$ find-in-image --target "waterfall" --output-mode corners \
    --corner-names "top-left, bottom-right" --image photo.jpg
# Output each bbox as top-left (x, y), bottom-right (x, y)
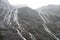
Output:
top-left (13, 8), bottom-right (26, 40)
top-left (29, 32), bottom-right (36, 40)
top-left (4, 8), bottom-right (26, 40)
top-left (16, 28), bottom-right (26, 40)
top-left (4, 9), bottom-right (12, 24)
top-left (40, 11), bottom-right (49, 23)
top-left (39, 11), bottom-right (60, 40)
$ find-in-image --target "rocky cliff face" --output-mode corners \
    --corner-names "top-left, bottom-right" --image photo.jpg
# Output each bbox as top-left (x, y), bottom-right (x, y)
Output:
top-left (0, 0), bottom-right (60, 40)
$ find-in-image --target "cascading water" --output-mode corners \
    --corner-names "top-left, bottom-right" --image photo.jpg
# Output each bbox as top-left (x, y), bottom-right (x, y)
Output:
top-left (13, 9), bottom-right (26, 40)
top-left (4, 8), bottom-right (26, 40)
top-left (39, 11), bottom-right (60, 40)
top-left (29, 32), bottom-right (36, 40)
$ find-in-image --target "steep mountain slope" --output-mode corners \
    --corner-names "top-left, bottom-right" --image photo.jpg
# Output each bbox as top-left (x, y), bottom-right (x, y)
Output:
top-left (37, 5), bottom-right (60, 23)
top-left (0, 0), bottom-right (59, 40)
top-left (37, 5), bottom-right (60, 40)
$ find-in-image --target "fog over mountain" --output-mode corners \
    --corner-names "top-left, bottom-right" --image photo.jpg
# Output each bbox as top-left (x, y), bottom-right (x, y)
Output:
top-left (0, 0), bottom-right (60, 40)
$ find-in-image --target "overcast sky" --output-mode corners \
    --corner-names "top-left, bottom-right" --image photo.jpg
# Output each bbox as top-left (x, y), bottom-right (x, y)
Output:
top-left (8, 0), bottom-right (60, 9)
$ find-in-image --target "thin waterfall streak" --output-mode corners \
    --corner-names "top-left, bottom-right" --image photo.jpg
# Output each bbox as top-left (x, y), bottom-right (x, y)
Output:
top-left (39, 11), bottom-right (60, 40)
top-left (3, 8), bottom-right (26, 40)
top-left (4, 9), bottom-right (10, 23)
top-left (8, 12), bottom-right (11, 23)
top-left (13, 9), bottom-right (26, 40)
top-left (29, 32), bottom-right (36, 40)
top-left (43, 24), bottom-right (59, 40)
top-left (4, 9), bottom-right (11, 23)
top-left (42, 14), bottom-right (49, 23)
top-left (7, 10), bottom-right (13, 24)
top-left (29, 32), bottom-right (33, 38)
top-left (39, 13), bottom-right (46, 23)
top-left (12, 26), bottom-right (26, 40)
top-left (16, 29), bottom-right (26, 40)
top-left (43, 24), bottom-right (51, 33)
top-left (13, 9), bottom-right (18, 21)
top-left (40, 11), bottom-right (49, 23)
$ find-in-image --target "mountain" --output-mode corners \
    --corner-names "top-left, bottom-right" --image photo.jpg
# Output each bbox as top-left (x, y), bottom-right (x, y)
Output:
top-left (0, 0), bottom-right (44, 40)
top-left (37, 5), bottom-right (60, 23)
top-left (0, 0), bottom-right (60, 40)
top-left (37, 4), bottom-right (60, 40)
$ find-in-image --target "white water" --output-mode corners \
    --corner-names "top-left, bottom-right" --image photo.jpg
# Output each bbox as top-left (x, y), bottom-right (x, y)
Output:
top-left (39, 11), bottom-right (60, 40)
top-left (16, 28), bottom-right (26, 40)
top-left (39, 12), bottom-right (46, 23)
top-left (40, 11), bottom-right (49, 23)
top-left (4, 8), bottom-right (26, 40)
top-left (43, 24), bottom-right (60, 40)
top-left (13, 9), bottom-right (26, 40)
top-left (4, 9), bottom-right (11, 24)
top-left (29, 32), bottom-right (36, 40)
top-left (13, 9), bottom-right (18, 21)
